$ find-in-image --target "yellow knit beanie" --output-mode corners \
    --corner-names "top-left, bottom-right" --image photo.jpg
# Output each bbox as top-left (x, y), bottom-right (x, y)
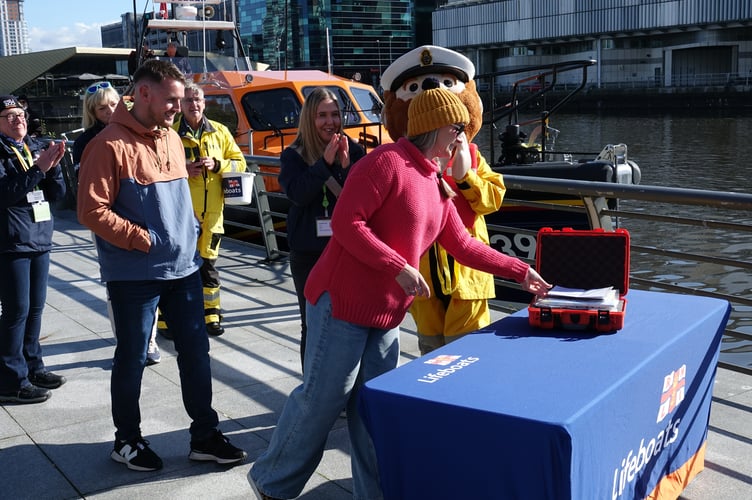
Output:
top-left (407, 79), bottom-right (470, 137)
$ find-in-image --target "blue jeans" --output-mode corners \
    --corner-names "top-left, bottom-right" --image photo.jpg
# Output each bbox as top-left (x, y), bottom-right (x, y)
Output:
top-left (250, 292), bottom-right (399, 500)
top-left (0, 252), bottom-right (49, 392)
top-left (107, 271), bottom-right (218, 442)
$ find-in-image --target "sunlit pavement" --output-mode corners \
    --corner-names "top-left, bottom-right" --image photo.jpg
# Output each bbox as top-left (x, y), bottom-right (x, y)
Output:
top-left (0, 208), bottom-right (749, 499)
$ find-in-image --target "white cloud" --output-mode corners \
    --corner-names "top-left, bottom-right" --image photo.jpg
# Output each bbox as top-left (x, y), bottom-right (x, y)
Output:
top-left (28, 22), bottom-right (104, 52)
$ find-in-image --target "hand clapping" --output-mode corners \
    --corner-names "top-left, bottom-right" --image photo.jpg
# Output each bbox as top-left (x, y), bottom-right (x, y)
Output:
top-left (37, 141), bottom-right (66, 173)
top-left (324, 133), bottom-right (351, 168)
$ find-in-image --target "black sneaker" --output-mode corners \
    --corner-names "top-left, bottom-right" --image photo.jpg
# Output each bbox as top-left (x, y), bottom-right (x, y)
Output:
top-left (111, 437), bottom-right (163, 471)
top-left (0, 385), bottom-right (51, 404)
top-left (189, 429), bottom-right (247, 464)
top-left (206, 322), bottom-right (225, 336)
top-left (29, 371), bottom-right (66, 389)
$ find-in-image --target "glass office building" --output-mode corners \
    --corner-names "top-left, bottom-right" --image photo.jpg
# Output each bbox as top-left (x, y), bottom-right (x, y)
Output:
top-left (237, 0), bottom-right (415, 87)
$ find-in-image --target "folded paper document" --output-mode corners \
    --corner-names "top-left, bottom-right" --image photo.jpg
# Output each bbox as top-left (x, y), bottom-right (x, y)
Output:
top-left (534, 286), bottom-right (621, 310)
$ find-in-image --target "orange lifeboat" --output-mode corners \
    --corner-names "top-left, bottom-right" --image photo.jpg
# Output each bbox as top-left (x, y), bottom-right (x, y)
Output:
top-left (196, 70), bottom-right (391, 192)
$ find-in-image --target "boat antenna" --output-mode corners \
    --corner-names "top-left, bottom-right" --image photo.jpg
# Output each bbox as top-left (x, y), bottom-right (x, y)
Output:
top-left (132, 1), bottom-right (138, 46)
top-left (201, 0), bottom-right (208, 74)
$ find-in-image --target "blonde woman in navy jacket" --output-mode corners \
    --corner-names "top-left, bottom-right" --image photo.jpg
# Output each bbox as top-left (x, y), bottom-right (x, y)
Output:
top-left (278, 87), bottom-right (365, 369)
top-left (0, 95), bottom-right (67, 404)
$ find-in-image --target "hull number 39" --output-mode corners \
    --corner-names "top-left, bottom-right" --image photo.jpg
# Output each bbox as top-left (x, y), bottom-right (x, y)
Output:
top-left (489, 232), bottom-right (537, 260)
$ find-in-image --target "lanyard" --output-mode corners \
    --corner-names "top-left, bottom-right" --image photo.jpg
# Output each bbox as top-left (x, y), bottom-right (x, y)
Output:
top-left (321, 185), bottom-right (330, 217)
top-left (11, 143), bottom-right (33, 172)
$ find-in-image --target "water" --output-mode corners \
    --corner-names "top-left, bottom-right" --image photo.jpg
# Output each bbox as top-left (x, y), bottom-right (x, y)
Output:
top-left (478, 113), bottom-right (750, 192)
top-left (478, 112), bottom-right (752, 371)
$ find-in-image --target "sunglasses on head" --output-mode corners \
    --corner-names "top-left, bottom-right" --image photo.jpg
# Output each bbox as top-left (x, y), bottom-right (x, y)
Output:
top-left (451, 123), bottom-right (466, 135)
top-left (86, 82), bottom-right (112, 94)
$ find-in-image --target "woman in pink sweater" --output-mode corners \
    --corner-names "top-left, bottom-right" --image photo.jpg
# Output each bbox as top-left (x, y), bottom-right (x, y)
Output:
top-left (249, 80), bottom-right (550, 500)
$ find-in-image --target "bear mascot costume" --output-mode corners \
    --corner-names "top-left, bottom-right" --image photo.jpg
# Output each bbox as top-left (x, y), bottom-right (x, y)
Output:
top-left (380, 45), bottom-right (507, 354)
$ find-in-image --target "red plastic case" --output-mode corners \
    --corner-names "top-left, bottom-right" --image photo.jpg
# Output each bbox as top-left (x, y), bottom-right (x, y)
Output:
top-left (528, 227), bottom-right (630, 332)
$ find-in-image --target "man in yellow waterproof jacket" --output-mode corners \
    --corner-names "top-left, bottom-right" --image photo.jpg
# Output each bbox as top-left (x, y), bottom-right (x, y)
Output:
top-left (160, 82), bottom-right (246, 337)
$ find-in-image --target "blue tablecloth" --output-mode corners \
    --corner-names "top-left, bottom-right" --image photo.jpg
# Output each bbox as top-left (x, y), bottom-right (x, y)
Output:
top-left (360, 290), bottom-right (731, 500)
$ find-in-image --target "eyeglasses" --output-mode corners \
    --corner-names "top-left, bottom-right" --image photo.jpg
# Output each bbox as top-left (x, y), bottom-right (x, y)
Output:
top-left (0, 112), bottom-right (26, 122)
top-left (451, 123), bottom-right (466, 135)
top-left (86, 82), bottom-right (112, 94)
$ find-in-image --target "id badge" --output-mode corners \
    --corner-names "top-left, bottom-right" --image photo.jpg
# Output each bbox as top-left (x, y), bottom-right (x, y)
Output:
top-left (32, 201), bottom-right (51, 222)
top-left (27, 190), bottom-right (45, 203)
top-left (316, 217), bottom-right (333, 237)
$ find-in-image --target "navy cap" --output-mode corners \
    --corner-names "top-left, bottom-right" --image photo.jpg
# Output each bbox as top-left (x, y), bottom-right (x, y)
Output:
top-left (0, 95), bottom-right (22, 113)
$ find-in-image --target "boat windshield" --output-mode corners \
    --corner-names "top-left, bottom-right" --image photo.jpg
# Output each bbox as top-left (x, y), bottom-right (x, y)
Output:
top-left (302, 85), bottom-right (382, 127)
top-left (300, 85), bottom-right (361, 126)
top-left (203, 93), bottom-right (239, 133)
top-left (349, 86), bottom-right (383, 124)
top-left (241, 87), bottom-right (301, 131)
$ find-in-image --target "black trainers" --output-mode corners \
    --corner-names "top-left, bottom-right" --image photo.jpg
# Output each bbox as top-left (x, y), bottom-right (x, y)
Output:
top-left (111, 437), bottom-right (163, 471)
top-left (206, 322), bottom-right (225, 336)
top-left (29, 371), bottom-right (66, 389)
top-left (189, 429), bottom-right (247, 465)
top-left (0, 385), bottom-right (51, 404)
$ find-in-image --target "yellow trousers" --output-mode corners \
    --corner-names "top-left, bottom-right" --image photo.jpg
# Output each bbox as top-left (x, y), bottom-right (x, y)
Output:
top-left (409, 296), bottom-right (491, 355)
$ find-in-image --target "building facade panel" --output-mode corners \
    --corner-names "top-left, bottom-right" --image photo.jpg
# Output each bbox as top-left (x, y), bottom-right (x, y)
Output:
top-left (436, 0), bottom-right (752, 46)
top-left (434, 0), bottom-right (752, 90)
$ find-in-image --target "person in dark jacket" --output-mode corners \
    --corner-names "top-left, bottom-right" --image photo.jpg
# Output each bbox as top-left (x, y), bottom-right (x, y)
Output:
top-left (72, 81), bottom-right (120, 165)
top-left (278, 87), bottom-right (365, 369)
top-left (0, 95), bottom-right (68, 404)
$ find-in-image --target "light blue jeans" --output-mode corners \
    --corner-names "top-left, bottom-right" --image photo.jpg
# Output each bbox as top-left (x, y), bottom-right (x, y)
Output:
top-left (250, 292), bottom-right (399, 500)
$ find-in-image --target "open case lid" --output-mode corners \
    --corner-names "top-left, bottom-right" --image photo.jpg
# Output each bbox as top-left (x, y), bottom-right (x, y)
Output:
top-left (535, 227), bottom-right (630, 295)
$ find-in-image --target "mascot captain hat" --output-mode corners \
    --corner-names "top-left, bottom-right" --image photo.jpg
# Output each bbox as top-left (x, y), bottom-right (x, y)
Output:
top-left (381, 45), bottom-right (475, 93)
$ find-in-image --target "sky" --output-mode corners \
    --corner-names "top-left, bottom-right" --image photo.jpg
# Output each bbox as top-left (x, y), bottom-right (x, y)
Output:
top-left (24, 1), bottom-right (136, 52)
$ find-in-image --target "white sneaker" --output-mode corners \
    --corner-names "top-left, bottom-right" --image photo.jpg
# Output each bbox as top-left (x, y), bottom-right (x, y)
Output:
top-left (146, 337), bottom-right (161, 365)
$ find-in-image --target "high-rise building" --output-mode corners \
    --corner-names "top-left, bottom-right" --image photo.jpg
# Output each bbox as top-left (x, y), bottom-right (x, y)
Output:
top-left (0, 0), bottom-right (30, 56)
top-left (237, 0), bottom-right (415, 87)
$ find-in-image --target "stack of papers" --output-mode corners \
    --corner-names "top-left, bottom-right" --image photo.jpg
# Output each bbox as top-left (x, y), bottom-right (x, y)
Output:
top-left (533, 286), bottom-right (621, 311)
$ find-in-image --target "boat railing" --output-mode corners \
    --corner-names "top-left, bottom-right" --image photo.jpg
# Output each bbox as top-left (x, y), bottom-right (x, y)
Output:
top-left (477, 59), bottom-right (596, 164)
top-left (234, 154), bottom-right (752, 375)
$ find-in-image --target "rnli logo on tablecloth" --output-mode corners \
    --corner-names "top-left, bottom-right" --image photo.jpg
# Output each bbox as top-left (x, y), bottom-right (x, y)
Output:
top-left (656, 364), bottom-right (686, 423)
top-left (424, 354), bottom-right (461, 366)
top-left (417, 355), bottom-right (480, 383)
